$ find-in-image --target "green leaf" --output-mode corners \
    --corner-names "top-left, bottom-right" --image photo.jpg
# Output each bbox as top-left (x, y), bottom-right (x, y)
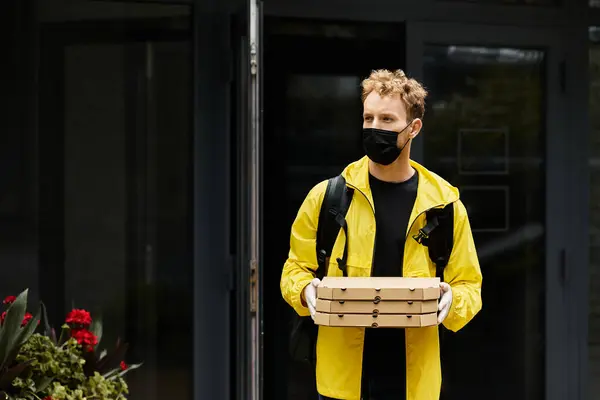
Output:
top-left (49, 327), bottom-right (57, 346)
top-left (0, 360), bottom-right (33, 389)
top-left (6, 305), bottom-right (41, 364)
top-left (96, 339), bottom-right (128, 375)
top-left (20, 306), bottom-right (40, 345)
top-left (105, 362), bottom-right (143, 380)
top-left (40, 302), bottom-right (56, 344)
top-left (101, 367), bottom-right (120, 380)
top-left (57, 324), bottom-right (70, 346)
top-left (89, 315), bottom-right (103, 346)
top-left (0, 289), bottom-right (28, 368)
top-left (117, 362), bottom-right (143, 378)
top-left (35, 376), bottom-right (53, 392)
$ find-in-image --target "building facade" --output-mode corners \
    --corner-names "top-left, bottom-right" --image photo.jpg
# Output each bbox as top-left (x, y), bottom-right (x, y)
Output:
top-left (1, 0), bottom-right (597, 399)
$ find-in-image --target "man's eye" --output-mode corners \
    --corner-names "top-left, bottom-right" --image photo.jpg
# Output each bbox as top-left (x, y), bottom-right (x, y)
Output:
top-left (383, 117), bottom-right (393, 122)
top-left (364, 116), bottom-right (373, 121)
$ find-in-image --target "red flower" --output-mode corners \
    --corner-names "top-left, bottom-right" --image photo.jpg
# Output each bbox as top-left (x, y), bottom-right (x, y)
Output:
top-left (71, 328), bottom-right (98, 351)
top-left (3, 296), bottom-right (16, 305)
top-left (43, 397), bottom-right (53, 400)
top-left (120, 361), bottom-right (128, 371)
top-left (0, 311), bottom-right (38, 327)
top-left (21, 312), bottom-right (33, 327)
top-left (65, 309), bottom-right (92, 327)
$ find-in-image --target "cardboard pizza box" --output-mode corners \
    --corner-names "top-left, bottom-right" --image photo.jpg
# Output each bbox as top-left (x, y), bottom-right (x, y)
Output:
top-left (317, 277), bottom-right (440, 301)
top-left (313, 311), bottom-right (438, 328)
top-left (315, 298), bottom-right (438, 315)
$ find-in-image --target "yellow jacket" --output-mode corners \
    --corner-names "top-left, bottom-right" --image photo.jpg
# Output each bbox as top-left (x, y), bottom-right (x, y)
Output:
top-left (280, 156), bottom-right (483, 400)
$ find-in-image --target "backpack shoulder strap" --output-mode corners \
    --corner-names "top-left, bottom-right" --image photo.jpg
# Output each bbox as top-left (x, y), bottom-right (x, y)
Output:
top-left (421, 203), bottom-right (455, 282)
top-left (316, 175), bottom-right (354, 278)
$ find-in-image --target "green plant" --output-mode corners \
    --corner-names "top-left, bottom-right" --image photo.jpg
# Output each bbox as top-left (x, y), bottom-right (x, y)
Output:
top-left (0, 290), bottom-right (41, 399)
top-left (12, 334), bottom-right (85, 397)
top-left (47, 372), bottom-right (128, 400)
top-left (12, 333), bottom-right (130, 400)
top-left (0, 290), bottom-right (141, 400)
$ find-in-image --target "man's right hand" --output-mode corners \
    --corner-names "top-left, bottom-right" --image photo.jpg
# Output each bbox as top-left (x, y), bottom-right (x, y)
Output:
top-left (303, 278), bottom-right (321, 319)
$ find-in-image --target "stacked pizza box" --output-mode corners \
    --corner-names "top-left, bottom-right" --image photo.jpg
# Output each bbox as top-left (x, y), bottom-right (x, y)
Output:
top-left (314, 276), bottom-right (440, 328)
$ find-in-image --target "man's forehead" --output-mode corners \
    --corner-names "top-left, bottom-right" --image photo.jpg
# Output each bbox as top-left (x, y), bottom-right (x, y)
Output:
top-left (363, 92), bottom-right (406, 115)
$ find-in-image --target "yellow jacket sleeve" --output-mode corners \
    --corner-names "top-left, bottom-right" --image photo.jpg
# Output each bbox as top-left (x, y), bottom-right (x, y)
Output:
top-left (442, 199), bottom-right (483, 332)
top-left (280, 181), bottom-right (328, 317)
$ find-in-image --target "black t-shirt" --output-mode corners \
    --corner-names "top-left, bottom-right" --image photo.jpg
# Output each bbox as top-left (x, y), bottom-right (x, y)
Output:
top-left (362, 170), bottom-right (418, 400)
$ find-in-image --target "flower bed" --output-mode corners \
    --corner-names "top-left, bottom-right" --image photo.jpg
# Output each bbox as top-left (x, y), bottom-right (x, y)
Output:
top-left (0, 290), bottom-right (141, 400)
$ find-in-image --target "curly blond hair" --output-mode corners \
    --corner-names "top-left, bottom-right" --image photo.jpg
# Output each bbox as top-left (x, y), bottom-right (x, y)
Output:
top-left (361, 69), bottom-right (428, 120)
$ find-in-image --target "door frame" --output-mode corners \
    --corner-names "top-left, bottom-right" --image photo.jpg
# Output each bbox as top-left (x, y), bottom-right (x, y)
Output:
top-left (248, 1), bottom-right (264, 400)
top-left (406, 21), bottom-right (572, 400)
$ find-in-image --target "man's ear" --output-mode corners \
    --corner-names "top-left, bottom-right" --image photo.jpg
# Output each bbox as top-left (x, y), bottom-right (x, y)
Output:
top-left (409, 118), bottom-right (423, 138)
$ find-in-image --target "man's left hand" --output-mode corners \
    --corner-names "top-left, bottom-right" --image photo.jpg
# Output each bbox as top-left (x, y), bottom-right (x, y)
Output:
top-left (437, 282), bottom-right (453, 324)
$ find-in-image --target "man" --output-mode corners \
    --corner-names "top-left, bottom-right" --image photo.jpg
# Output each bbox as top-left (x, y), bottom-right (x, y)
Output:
top-left (280, 69), bottom-right (482, 400)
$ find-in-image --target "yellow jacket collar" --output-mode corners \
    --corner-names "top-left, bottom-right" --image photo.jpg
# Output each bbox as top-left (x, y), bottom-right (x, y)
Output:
top-left (341, 156), bottom-right (459, 213)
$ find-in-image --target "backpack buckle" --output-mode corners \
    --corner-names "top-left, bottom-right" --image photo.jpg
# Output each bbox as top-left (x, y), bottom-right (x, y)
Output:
top-left (413, 229), bottom-right (429, 245)
top-left (317, 249), bottom-right (327, 265)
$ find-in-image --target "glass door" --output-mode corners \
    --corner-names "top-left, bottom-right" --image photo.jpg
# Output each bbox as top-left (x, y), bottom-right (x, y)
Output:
top-left (406, 22), bottom-right (568, 400)
top-left (37, 14), bottom-right (193, 400)
top-left (262, 17), bottom-right (406, 400)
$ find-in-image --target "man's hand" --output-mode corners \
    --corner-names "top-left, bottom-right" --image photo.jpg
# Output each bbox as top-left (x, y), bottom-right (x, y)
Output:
top-left (303, 278), bottom-right (321, 319)
top-left (437, 282), bottom-right (453, 324)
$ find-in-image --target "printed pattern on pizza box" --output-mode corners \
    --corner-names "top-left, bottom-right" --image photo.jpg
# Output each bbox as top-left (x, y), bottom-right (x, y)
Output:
top-left (313, 312), bottom-right (438, 328)
top-left (315, 298), bottom-right (438, 315)
top-left (317, 277), bottom-right (440, 301)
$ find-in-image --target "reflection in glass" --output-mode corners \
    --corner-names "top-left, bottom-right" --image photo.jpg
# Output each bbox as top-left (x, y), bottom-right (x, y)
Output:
top-left (285, 75), bottom-right (362, 174)
top-left (0, 0), bottom-right (40, 307)
top-left (1, 1), bottom-right (193, 400)
top-left (589, 26), bottom-right (600, 400)
top-left (423, 45), bottom-right (545, 400)
top-left (441, 0), bottom-right (559, 5)
top-left (278, 73), bottom-right (364, 399)
top-left (59, 40), bottom-right (193, 400)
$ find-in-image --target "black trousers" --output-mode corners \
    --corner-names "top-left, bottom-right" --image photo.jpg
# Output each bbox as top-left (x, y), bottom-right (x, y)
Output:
top-left (318, 378), bottom-right (405, 400)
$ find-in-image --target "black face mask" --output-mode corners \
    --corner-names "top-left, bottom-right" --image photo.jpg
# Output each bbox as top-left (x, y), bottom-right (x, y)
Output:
top-left (362, 121), bottom-right (413, 165)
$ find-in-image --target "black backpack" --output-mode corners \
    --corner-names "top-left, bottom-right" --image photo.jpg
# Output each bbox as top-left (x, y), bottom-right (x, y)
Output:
top-left (288, 174), bottom-right (454, 366)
